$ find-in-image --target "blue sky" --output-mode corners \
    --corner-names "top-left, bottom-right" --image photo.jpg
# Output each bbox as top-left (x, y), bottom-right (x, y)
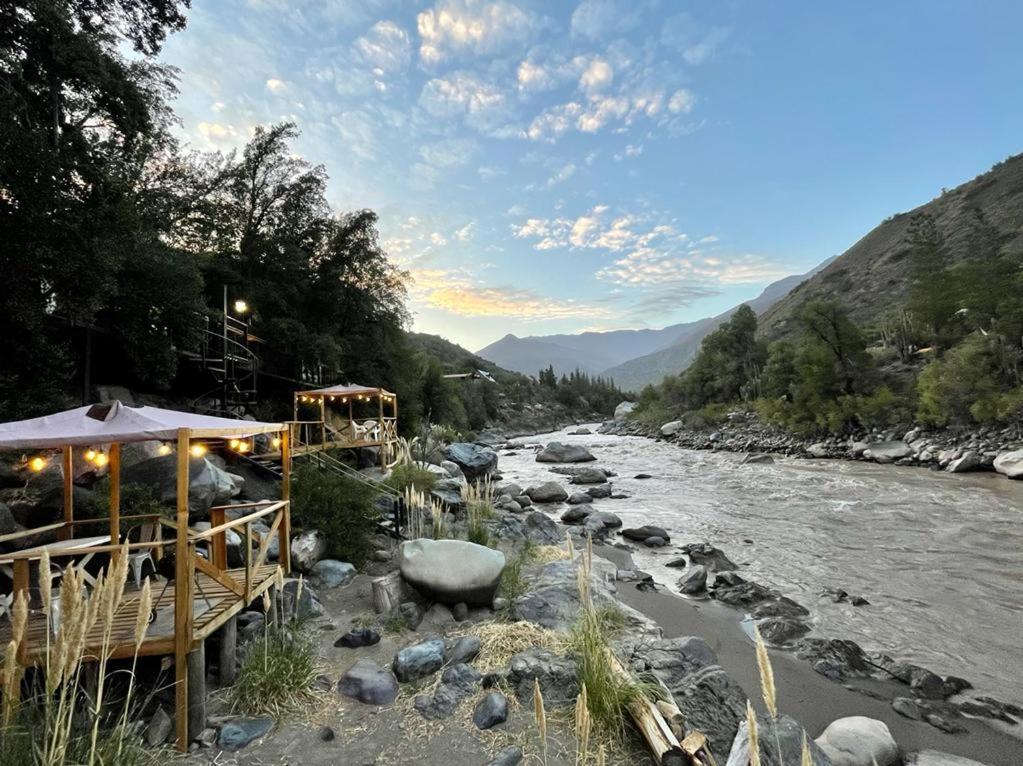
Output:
top-left (160, 1), bottom-right (1023, 351)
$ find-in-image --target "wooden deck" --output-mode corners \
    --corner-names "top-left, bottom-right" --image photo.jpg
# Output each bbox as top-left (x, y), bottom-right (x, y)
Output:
top-left (0, 564), bottom-right (279, 663)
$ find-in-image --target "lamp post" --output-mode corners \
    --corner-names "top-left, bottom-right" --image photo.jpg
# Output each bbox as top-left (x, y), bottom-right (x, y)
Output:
top-left (221, 286), bottom-right (249, 413)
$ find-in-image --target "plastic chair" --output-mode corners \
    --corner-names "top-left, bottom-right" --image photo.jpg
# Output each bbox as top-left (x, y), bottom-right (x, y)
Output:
top-left (125, 522), bottom-right (158, 588)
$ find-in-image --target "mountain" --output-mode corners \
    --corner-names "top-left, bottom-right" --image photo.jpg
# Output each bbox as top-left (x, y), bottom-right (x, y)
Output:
top-left (758, 153), bottom-right (1023, 340)
top-left (407, 332), bottom-right (516, 379)
top-left (600, 264), bottom-right (832, 391)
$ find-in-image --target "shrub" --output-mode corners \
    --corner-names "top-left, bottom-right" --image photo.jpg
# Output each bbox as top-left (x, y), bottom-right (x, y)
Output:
top-left (384, 463), bottom-right (437, 495)
top-left (291, 464), bottom-right (380, 567)
top-left (230, 628), bottom-right (317, 717)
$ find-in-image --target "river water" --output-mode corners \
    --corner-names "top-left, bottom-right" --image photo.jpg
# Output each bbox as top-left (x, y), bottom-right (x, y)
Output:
top-left (496, 425), bottom-right (1023, 709)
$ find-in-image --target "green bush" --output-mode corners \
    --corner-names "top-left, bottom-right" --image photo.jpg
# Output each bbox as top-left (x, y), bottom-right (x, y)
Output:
top-left (230, 627), bottom-right (317, 717)
top-left (291, 464), bottom-right (380, 567)
top-left (917, 333), bottom-right (1019, 426)
top-left (384, 463), bottom-right (437, 495)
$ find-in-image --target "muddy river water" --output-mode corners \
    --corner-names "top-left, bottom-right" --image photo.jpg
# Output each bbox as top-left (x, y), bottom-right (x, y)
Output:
top-left (495, 425), bottom-right (1023, 709)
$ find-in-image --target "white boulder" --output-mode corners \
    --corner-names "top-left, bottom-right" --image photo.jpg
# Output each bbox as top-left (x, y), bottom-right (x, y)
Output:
top-left (905, 752), bottom-right (992, 766)
top-left (993, 449), bottom-right (1023, 479)
top-left (815, 716), bottom-right (897, 766)
top-left (614, 401), bottom-right (636, 421)
top-left (399, 539), bottom-right (506, 607)
top-left (660, 421), bottom-right (683, 436)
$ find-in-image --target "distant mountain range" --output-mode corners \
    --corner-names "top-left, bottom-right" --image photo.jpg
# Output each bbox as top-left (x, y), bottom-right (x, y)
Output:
top-left (474, 152), bottom-right (1023, 393)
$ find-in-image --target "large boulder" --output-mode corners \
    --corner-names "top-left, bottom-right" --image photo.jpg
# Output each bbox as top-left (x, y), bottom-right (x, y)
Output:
top-left (815, 716), bottom-right (897, 766)
top-left (660, 420), bottom-right (683, 436)
top-left (674, 665), bottom-right (751, 764)
top-left (338, 659), bottom-right (399, 705)
top-left (535, 442), bottom-right (596, 463)
top-left (726, 714), bottom-right (832, 766)
top-left (290, 530), bottom-right (327, 573)
top-left (946, 451), bottom-right (982, 473)
top-left (614, 401), bottom-right (636, 420)
top-left (399, 539), bottom-right (505, 606)
top-left (622, 525), bottom-right (669, 542)
top-left (122, 455), bottom-right (241, 516)
top-left (679, 543), bottom-right (737, 571)
top-left (904, 752), bottom-right (993, 766)
top-left (863, 441), bottom-right (913, 464)
top-left (444, 443), bottom-right (498, 481)
top-left (524, 481), bottom-right (569, 503)
top-left (218, 717), bottom-right (274, 752)
top-left (493, 512), bottom-right (563, 544)
top-left (992, 449), bottom-right (1023, 479)
top-left (568, 467), bottom-right (609, 484)
top-left (309, 559), bottom-right (356, 589)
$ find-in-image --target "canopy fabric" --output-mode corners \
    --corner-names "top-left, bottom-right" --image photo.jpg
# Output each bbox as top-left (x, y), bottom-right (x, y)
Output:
top-left (0, 401), bottom-right (285, 449)
top-left (295, 383), bottom-right (394, 398)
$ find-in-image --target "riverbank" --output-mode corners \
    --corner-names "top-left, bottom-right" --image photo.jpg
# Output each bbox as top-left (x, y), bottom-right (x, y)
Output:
top-left (595, 409), bottom-right (1023, 478)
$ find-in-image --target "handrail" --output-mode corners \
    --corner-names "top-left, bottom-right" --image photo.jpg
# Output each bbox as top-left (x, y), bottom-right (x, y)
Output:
top-left (191, 501), bottom-right (286, 541)
top-left (0, 522), bottom-right (65, 545)
top-left (0, 539), bottom-right (166, 564)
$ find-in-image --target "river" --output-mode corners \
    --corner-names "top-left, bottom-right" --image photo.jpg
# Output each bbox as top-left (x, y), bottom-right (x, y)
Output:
top-left (495, 425), bottom-right (1023, 710)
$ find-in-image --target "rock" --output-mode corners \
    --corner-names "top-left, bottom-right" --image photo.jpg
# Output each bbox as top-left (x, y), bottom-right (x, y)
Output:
top-left (430, 478), bottom-right (465, 509)
top-left (439, 459), bottom-right (464, 479)
top-left (566, 491), bottom-right (593, 506)
top-left (892, 697), bottom-right (923, 720)
top-left (795, 638), bottom-right (879, 680)
top-left (946, 451), bottom-right (982, 473)
top-left (992, 449), bottom-right (1023, 479)
top-left (561, 506), bottom-right (593, 523)
top-left (0, 502), bottom-right (20, 536)
top-left (414, 664), bottom-right (482, 719)
top-left (487, 746), bottom-right (524, 766)
top-left (864, 441), bottom-right (913, 463)
top-left (446, 635), bottom-right (482, 665)
top-left (756, 616), bottom-right (811, 645)
top-left (925, 714), bottom-right (966, 734)
top-left (473, 691), bottom-right (508, 729)
top-left (393, 639), bottom-right (446, 682)
top-left (726, 714), bottom-right (832, 766)
top-left (807, 442), bottom-right (830, 458)
top-left (290, 530), bottom-right (327, 573)
top-left (444, 443), bottom-right (499, 481)
top-left (678, 564), bottom-right (708, 594)
top-left (741, 453), bottom-right (775, 464)
top-left (643, 536), bottom-right (667, 547)
top-left (397, 601), bottom-right (423, 630)
top-left (145, 707), bottom-right (173, 746)
top-left (660, 420), bottom-right (683, 436)
top-left (634, 473), bottom-right (653, 479)
top-left (452, 602), bottom-right (469, 622)
top-left (679, 543), bottom-right (738, 571)
top-left (815, 716), bottom-right (897, 766)
top-left (282, 579), bottom-right (323, 620)
top-left (569, 467), bottom-right (610, 484)
top-left (504, 648), bottom-right (579, 706)
top-left (673, 665), bottom-right (750, 763)
top-left (904, 751), bottom-right (993, 766)
top-left (493, 512), bottom-right (563, 545)
top-left (122, 455), bottom-right (239, 516)
top-left (622, 525), bottom-right (670, 542)
top-left (515, 493), bottom-right (533, 508)
top-left (218, 717), bottom-right (274, 752)
top-left (585, 482), bottom-right (613, 499)
top-left (666, 557), bottom-right (688, 568)
top-left (399, 539), bottom-right (506, 607)
top-left (590, 511), bottom-right (622, 528)
top-left (338, 659), bottom-right (399, 704)
top-left (318, 725), bottom-right (335, 742)
top-left (524, 481), bottom-right (569, 503)
top-left (570, 427), bottom-right (592, 435)
top-left (309, 559), bottom-right (356, 589)
top-left (335, 628), bottom-right (380, 648)
top-left (614, 401), bottom-right (636, 420)
top-left (751, 598), bottom-right (810, 620)
top-left (422, 602), bottom-right (454, 624)
top-left (535, 442), bottom-right (596, 463)
top-left (629, 636), bottom-right (718, 688)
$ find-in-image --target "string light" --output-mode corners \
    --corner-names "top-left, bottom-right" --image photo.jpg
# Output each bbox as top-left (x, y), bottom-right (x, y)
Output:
top-left (237, 441), bottom-right (250, 453)
top-left (93, 452), bottom-right (109, 468)
top-left (29, 456), bottom-right (47, 472)
top-left (229, 438), bottom-right (240, 449)
top-left (190, 443), bottom-right (207, 458)
top-left (271, 437), bottom-right (281, 449)
top-left (157, 443), bottom-right (172, 456)
top-left (85, 449), bottom-right (97, 461)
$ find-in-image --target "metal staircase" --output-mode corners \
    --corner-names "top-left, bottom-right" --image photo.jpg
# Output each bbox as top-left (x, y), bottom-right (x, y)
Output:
top-left (184, 314), bottom-right (260, 417)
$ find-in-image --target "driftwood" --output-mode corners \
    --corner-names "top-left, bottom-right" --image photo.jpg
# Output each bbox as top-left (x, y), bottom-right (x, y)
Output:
top-left (371, 571), bottom-right (404, 614)
top-left (607, 651), bottom-right (717, 766)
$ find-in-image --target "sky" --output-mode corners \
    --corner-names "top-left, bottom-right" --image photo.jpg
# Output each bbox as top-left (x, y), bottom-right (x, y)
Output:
top-left (160, 0), bottom-right (1023, 352)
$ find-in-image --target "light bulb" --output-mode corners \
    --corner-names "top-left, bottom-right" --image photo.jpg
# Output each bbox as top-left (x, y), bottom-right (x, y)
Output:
top-left (29, 456), bottom-right (47, 472)
top-left (190, 444), bottom-right (207, 458)
top-left (93, 453), bottom-right (109, 468)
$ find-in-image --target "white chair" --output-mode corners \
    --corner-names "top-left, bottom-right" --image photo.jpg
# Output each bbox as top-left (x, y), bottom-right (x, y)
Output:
top-left (126, 523), bottom-right (158, 588)
top-left (0, 591), bottom-right (12, 622)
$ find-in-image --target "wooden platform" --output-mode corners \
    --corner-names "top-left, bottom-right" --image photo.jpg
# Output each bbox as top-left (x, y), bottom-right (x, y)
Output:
top-left (0, 564), bottom-right (278, 663)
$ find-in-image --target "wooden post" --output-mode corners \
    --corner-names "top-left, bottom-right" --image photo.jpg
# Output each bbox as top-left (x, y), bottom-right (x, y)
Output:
top-left (371, 572), bottom-right (403, 614)
top-left (377, 392), bottom-right (385, 467)
top-left (13, 559), bottom-right (29, 663)
top-left (174, 429), bottom-right (193, 752)
top-left (218, 616), bottom-right (238, 686)
top-left (60, 445), bottom-right (73, 541)
top-left (186, 641), bottom-right (206, 742)
top-left (109, 443), bottom-right (121, 563)
top-left (319, 395), bottom-right (326, 447)
top-left (347, 399), bottom-right (353, 441)
top-left (210, 507), bottom-right (227, 571)
top-left (279, 429), bottom-right (292, 574)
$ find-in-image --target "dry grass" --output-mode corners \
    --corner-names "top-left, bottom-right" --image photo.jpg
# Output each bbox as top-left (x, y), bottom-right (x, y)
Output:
top-left (532, 543), bottom-right (572, 564)
top-left (457, 621), bottom-right (567, 673)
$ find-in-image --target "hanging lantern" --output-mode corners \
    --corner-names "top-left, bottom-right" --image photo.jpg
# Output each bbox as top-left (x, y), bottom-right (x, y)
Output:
top-left (237, 441), bottom-right (250, 454)
top-left (271, 436), bottom-right (281, 449)
top-left (85, 449), bottom-right (97, 461)
top-left (157, 443), bottom-right (172, 456)
top-left (229, 438), bottom-right (240, 449)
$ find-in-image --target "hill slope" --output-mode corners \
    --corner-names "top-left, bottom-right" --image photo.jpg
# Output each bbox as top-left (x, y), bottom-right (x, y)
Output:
top-left (601, 265), bottom-right (830, 390)
top-left (759, 153), bottom-right (1023, 339)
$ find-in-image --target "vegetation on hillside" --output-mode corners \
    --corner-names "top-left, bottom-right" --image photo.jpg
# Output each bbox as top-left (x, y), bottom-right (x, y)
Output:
top-left (636, 212), bottom-right (1023, 434)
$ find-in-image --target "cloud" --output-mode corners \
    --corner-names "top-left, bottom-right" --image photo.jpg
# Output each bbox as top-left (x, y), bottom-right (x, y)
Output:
top-left (613, 143), bottom-right (643, 161)
top-left (477, 164), bottom-right (505, 180)
top-left (419, 137), bottom-right (478, 168)
top-left (419, 71), bottom-right (513, 133)
top-left (597, 250), bottom-right (788, 286)
top-left (626, 286), bottom-right (723, 315)
top-left (355, 20), bottom-right (412, 74)
top-left (668, 88), bottom-right (695, 114)
top-left (453, 222), bottom-right (476, 240)
top-left (543, 162), bottom-right (577, 188)
top-left (570, 0), bottom-right (645, 40)
top-left (661, 12), bottom-right (731, 65)
top-left (410, 268), bottom-right (609, 320)
top-left (197, 120), bottom-right (252, 149)
top-left (579, 57), bottom-right (613, 93)
top-left (417, 0), bottom-right (538, 66)
top-left (265, 78), bottom-right (288, 94)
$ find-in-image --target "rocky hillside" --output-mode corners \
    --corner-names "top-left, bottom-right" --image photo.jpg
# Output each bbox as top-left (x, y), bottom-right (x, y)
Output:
top-left (759, 153), bottom-right (1023, 339)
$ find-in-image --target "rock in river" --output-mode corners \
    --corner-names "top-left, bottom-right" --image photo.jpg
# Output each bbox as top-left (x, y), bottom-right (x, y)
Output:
top-left (400, 539), bottom-right (506, 607)
top-left (569, 466), bottom-right (609, 484)
top-left (535, 442), bottom-right (596, 463)
top-left (678, 564), bottom-right (708, 594)
top-left (444, 443), bottom-right (498, 481)
top-left (863, 440), bottom-right (913, 463)
top-left (679, 542), bottom-right (737, 571)
top-left (525, 481), bottom-right (569, 503)
top-left (338, 659), bottom-right (399, 705)
top-left (815, 716), bottom-right (898, 766)
top-left (622, 525), bottom-right (670, 542)
top-left (566, 491), bottom-right (593, 506)
top-left (993, 449), bottom-right (1023, 479)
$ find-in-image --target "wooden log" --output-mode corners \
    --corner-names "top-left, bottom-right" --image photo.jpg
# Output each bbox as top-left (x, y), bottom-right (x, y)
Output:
top-left (607, 650), bottom-right (690, 766)
top-left (371, 572), bottom-right (403, 615)
top-left (218, 617), bottom-right (237, 686)
top-left (187, 641), bottom-right (206, 742)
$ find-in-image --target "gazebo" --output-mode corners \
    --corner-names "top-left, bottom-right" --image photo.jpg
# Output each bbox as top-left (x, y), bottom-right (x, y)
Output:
top-left (0, 401), bottom-right (292, 750)
top-left (290, 383), bottom-right (399, 466)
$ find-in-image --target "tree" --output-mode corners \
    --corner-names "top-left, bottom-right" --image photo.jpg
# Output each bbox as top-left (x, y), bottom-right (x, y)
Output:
top-left (906, 214), bottom-right (959, 348)
top-left (679, 305), bottom-right (765, 408)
